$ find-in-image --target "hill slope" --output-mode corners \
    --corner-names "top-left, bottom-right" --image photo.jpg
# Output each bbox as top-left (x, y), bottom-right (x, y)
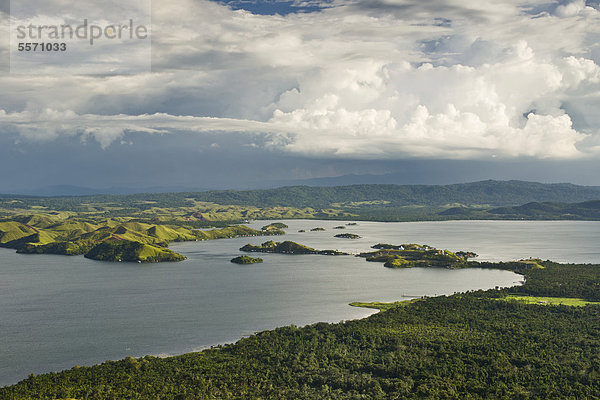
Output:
top-left (2, 180), bottom-right (600, 211)
top-left (439, 200), bottom-right (600, 220)
top-left (187, 180), bottom-right (600, 208)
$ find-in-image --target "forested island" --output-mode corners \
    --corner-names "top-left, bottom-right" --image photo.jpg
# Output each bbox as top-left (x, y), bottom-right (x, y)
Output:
top-left (230, 255), bottom-right (263, 264)
top-left (355, 243), bottom-right (546, 271)
top-left (84, 240), bottom-right (186, 263)
top-left (359, 243), bottom-right (474, 268)
top-left (334, 233), bottom-right (360, 239)
top-left (3, 258), bottom-right (600, 398)
top-left (240, 240), bottom-right (348, 256)
top-left (260, 222), bottom-right (287, 234)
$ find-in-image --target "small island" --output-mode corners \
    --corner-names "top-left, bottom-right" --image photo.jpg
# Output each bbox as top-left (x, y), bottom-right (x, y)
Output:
top-left (456, 251), bottom-right (478, 259)
top-left (240, 240), bottom-right (348, 255)
top-left (334, 233), bottom-right (361, 239)
top-left (261, 223), bottom-right (287, 235)
top-left (84, 240), bottom-right (186, 263)
top-left (230, 255), bottom-right (263, 264)
top-left (333, 226), bottom-right (346, 229)
top-left (359, 243), bottom-right (473, 268)
top-left (263, 222), bottom-right (288, 229)
top-left (310, 227), bottom-right (326, 231)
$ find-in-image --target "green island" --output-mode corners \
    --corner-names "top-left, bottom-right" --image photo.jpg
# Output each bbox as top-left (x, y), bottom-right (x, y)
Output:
top-left (230, 255), bottom-right (264, 264)
top-left (4, 259), bottom-right (600, 398)
top-left (359, 243), bottom-right (486, 269)
top-left (84, 240), bottom-right (186, 263)
top-left (260, 222), bottom-right (287, 235)
top-left (262, 222), bottom-right (288, 229)
top-left (240, 240), bottom-right (348, 256)
top-left (333, 225), bottom-right (346, 229)
top-left (0, 215), bottom-right (283, 263)
top-left (334, 233), bottom-right (361, 239)
top-left (310, 227), bottom-right (326, 231)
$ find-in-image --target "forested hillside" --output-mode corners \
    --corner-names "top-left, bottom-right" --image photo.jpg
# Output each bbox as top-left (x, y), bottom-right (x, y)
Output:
top-left (2, 181), bottom-right (600, 225)
top-left (2, 180), bottom-right (600, 211)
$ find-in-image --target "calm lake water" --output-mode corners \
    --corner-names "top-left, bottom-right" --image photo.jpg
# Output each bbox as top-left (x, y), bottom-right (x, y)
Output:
top-left (1, 220), bottom-right (599, 386)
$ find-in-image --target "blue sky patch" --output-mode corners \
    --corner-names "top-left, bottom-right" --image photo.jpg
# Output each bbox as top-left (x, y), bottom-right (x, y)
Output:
top-left (214, 0), bottom-right (330, 15)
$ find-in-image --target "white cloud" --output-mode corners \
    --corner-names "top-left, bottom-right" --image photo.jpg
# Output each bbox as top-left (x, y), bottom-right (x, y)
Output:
top-left (1, 0), bottom-right (600, 160)
top-left (267, 41), bottom-right (597, 159)
top-left (555, 0), bottom-right (587, 17)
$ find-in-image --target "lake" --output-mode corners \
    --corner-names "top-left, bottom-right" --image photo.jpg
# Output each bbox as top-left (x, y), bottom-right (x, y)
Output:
top-left (1, 220), bottom-right (599, 386)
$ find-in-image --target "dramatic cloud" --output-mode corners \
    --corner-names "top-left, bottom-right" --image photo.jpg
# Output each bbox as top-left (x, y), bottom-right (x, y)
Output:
top-left (2, 0), bottom-right (600, 162)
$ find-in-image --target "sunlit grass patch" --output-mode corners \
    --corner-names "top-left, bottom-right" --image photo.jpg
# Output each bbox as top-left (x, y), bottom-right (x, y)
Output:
top-left (502, 295), bottom-right (599, 307)
top-left (349, 300), bottom-right (415, 311)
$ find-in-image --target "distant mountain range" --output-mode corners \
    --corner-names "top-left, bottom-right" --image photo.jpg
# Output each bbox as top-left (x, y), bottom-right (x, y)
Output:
top-left (7, 173), bottom-right (600, 199)
top-left (186, 180), bottom-right (600, 208)
top-left (7, 185), bottom-right (210, 197)
top-left (1, 173), bottom-right (411, 196)
top-left (2, 180), bottom-right (600, 222)
top-left (271, 173), bottom-right (421, 187)
top-left (3, 180), bottom-right (600, 210)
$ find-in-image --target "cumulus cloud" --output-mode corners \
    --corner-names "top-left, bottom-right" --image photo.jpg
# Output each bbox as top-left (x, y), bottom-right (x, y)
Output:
top-left (555, 0), bottom-right (587, 17)
top-left (2, 0), bottom-right (600, 160)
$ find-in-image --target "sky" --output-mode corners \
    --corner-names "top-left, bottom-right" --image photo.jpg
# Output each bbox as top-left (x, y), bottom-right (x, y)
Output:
top-left (1, 0), bottom-right (600, 193)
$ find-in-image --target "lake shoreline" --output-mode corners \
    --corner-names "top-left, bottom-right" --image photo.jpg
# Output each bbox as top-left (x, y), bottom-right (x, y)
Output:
top-left (6, 258), bottom-right (597, 398)
top-left (2, 219), bottom-right (598, 387)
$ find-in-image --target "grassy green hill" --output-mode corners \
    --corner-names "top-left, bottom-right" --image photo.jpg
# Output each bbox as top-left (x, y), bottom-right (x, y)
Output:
top-left (84, 240), bottom-right (186, 263)
top-left (489, 199), bottom-right (600, 219)
top-left (0, 215), bottom-right (283, 262)
top-left (440, 199), bottom-right (600, 220)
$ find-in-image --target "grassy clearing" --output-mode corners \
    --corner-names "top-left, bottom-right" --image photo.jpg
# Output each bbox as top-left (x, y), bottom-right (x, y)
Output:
top-left (349, 300), bottom-right (415, 311)
top-left (501, 295), bottom-right (599, 307)
top-left (351, 294), bottom-right (600, 311)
